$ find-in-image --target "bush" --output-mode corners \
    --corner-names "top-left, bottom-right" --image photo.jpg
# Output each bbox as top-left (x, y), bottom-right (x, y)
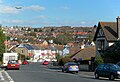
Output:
top-left (26, 56), bottom-right (31, 60)
top-left (18, 54), bottom-right (25, 60)
top-left (56, 54), bottom-right (62, 63)
top-left (95, 55), bottom-right (104, 65)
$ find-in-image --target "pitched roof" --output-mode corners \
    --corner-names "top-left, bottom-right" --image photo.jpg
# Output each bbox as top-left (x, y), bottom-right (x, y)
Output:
top-left (71, 46), bottom-right (96, 60)
top-left (32, 45), bottom-right (40, 50)
top-left (94, 22), bottom-right (118, 41)
top-left (18, 44), bottom-right (34, 50)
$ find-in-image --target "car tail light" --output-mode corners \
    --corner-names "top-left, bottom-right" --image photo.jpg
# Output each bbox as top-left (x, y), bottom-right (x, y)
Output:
top-left (8, 64), bottom-right (10, 66)
top-left (78, 66), bottom-right (80, 68)
top-left (68, 66), bottom-right (70, 68)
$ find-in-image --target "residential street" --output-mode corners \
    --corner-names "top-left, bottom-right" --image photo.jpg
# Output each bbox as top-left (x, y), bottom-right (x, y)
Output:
top-left (0, 62), bottom-right (119, 82)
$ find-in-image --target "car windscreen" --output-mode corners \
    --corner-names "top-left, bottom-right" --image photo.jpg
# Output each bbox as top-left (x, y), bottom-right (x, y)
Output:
top-left (111, 65), bottom-right (120, 70)
top-left (8, 60), bottom-right (18, 64)
top-left (68, 63), bottom-right (77, 66)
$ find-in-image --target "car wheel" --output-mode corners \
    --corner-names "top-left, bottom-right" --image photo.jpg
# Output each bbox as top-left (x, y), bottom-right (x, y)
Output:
top-left (95, 73), bottom-right (99, 79)
top-left (76, 71), bottom-right (79, 73)
top-left (109, 74), bottom-right (115, 80)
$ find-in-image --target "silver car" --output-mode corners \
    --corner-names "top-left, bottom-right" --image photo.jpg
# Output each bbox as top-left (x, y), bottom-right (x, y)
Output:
top-left (62, 62), bottom-right (79, 73)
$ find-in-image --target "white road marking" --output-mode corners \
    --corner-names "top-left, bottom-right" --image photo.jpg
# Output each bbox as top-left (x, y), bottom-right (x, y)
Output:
top-left (0, 72), bottom-right (4, 80)
top-left (4, 70), bottom-right (14, 82)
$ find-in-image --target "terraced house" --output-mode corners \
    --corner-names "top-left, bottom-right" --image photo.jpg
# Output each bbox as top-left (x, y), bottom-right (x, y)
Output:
top-left (93, 16), bottom-right (120, 55)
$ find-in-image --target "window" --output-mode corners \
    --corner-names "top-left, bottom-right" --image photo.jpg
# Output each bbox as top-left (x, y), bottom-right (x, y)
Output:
top-left (110, 65), bottom-right (120, 70)
top-left (103, 65), bottom-right (110, 70)
top-left (97, 64), bottom-right (104, 69)
top-left (97, 40), bottom-right (105, 50)
top-left (21, 50), bottom-right (24, 53)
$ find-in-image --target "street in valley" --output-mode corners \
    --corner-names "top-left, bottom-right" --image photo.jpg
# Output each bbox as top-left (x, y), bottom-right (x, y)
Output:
top-left (0, 62), bottom-right (119, 82)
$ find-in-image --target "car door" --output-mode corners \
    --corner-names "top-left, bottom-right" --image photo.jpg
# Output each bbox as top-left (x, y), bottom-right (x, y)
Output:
top-left (97, 64), bottom-right (104, 76)
top-left (102, 64), bottom-right (110, 77)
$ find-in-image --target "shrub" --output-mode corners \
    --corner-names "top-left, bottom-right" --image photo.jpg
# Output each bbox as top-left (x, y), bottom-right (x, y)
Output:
top-left (26, 56), bottom-right (31, 60)
top-left (95, 55), bottom-right (104, 65)
top-left (56, 54), bottom-right (62, 63)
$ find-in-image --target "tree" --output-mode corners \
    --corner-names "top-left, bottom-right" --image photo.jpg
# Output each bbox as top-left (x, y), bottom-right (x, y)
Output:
top-left (0, 28), bottom-right (6, 62)
top-left (39, 29), bottom-right (43, 32)
top-left (34, 28), bottom-right (38, 32)
top-left (95, 55), bottom-right (104, 65)
top-left (51, 28), bottom-right (54, 32)
top-left (27, 28), bottom-right (31, 31)
top-left (28, 32), bottom-right (36, 37)
top-left (102, 41), bottom-right (120, 63)
top-left (53, 33), bottom-right (73, 45)
top-left (87, 33), bottom-right (94, 42)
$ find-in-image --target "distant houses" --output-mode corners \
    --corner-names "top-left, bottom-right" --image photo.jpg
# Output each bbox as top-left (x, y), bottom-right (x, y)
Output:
top-left (2, 25), bottom-right (96, 62)
top-left (15, 44), bottom-right (57, 62)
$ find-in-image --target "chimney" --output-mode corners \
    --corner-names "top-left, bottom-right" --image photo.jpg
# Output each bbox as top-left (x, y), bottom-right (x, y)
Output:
top-left (117, 16), bottom-right (120, 39)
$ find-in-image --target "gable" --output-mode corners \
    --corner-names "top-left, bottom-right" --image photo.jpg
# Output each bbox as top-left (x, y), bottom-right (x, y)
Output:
top-left (97, 28), bottom-right (105, 37)
top-left (93, 22), bottom-right (118, 41)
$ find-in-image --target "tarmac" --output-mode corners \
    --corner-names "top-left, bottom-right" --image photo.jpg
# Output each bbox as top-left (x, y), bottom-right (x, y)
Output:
top-left (78, 71), bottom-right (94, 78)
top-left (48, 65), bottom-right (95, 78)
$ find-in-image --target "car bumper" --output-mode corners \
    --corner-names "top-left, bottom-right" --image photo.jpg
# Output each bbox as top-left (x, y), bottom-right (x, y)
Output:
top-left (68, 69), bottom-right (79, 72)
top-left (7, 66), bottom-right (20, 69)
top-left (115, 74), bottom-right (120, 79)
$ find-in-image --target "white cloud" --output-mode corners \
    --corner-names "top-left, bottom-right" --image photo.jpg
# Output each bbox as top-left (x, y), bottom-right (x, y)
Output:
top-left (80, 21), bottom-right (86, 24)
top-left (1, 20), bottom-right (23, 24)
top-left (24, 5), bottom-right (45, 11)
top-left (0, 5), bottom-right (19, 14)
top-left (37, 15), bottom-right (46, 19)
top-left (1, 19), bottom-right (41, 25)
top-left (0, 5), bottom-right (45, 14)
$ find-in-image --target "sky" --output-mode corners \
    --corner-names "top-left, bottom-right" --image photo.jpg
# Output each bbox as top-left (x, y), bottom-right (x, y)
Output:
top-left (0, 0), bottom-right (120, 28)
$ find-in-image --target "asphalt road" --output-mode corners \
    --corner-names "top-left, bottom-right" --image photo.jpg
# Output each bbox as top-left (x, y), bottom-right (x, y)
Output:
top-left (0, 62), bottom-right (120, 82)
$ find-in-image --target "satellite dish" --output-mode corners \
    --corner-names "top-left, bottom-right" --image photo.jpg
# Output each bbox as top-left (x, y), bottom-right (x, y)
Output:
top-left (15, 6), bottom-right (22, 9)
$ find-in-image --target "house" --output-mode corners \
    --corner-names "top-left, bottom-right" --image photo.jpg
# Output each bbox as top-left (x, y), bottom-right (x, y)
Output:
top-left (70, 46), bottom-right (96, 61)
top-left (93, 16), bottom-right (120, 56)
top-left (69, 46), bottom-right (96, 71)
top-left (15, 44), bottom-right (57, 62)
top-left (15, 44), bottom-right (35, 57)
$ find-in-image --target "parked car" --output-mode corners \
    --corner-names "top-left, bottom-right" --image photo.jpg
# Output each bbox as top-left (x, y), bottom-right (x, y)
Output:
top-left (94, 63), bottom-right (120, 80)
top-left (116, 61), bottom-right (120, 67)
top-left (53, 61), bottom-right (58, 66)
top-left (22, 60), bottom-right (29, 65)
top-left (43, 61), bottom-right (49, 65)
top-left (7, 60), bottom-right (20, 70)
top-left (62, 62), bottom-right (79, 73)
